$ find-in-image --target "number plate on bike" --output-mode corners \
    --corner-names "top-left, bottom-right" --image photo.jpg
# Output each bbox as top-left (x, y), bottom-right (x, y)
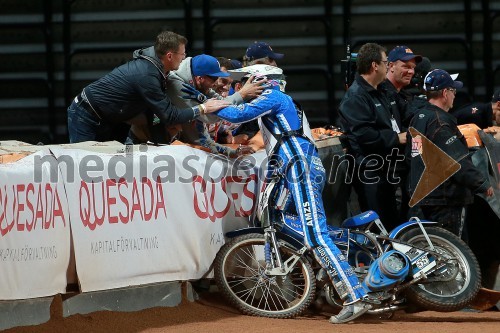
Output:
top-left (415, 255), bottom-right (430, 269)
top-left (411, 254), bottom-right (436, 276)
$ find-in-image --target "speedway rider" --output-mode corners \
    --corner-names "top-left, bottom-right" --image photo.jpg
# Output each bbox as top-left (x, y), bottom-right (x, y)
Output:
top-left (203, 64), bottom-right (371, 324)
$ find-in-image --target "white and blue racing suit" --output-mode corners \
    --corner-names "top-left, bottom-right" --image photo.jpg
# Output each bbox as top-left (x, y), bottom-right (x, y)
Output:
top-left (215, 86), bottom-right (367, 303)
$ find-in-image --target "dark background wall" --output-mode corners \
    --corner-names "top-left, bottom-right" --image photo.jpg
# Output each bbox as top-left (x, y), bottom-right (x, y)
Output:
top-left (0, 0), bottom-right (499, 144)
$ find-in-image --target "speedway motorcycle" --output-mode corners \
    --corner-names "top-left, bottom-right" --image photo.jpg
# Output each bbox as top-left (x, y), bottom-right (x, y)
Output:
top-left (213, 175), bottom-right (481, 318)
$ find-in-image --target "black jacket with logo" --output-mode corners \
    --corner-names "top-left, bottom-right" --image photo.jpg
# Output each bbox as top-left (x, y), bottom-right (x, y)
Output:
top-left (339, 74), bottom-right (401, 166)
top-left (450, 102), bottom-right (493, 129)
top-left (406, 103), bottom-right (490, 205)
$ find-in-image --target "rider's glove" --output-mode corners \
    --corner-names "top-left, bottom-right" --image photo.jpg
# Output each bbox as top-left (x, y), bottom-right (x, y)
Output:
top-left (181, 83), bottom-right (207, 103)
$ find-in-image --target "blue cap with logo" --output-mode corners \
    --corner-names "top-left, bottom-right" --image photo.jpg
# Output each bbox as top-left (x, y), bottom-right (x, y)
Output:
top-left (424, 69), bottom-right (463, 91)
top-left (191, 54), bottom-right (230, 77)
top-left (388, 45), bottom-right (422, 63)
top-left (245, 42), bottom-right (284, 60)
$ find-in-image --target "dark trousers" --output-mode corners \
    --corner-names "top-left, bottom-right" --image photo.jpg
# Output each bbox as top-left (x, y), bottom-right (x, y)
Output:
top-left (353, 166), bottom-right (399, 231)
top-left (67, 97), bottom-right (112, 143)
top-left (419, 205), bottom-right (466, 238)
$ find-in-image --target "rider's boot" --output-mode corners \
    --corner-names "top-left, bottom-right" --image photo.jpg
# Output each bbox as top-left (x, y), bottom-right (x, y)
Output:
top-left (329, 300), bottom-right (371, 324)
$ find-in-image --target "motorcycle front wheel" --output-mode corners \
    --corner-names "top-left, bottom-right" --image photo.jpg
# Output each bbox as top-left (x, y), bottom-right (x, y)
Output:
top-left (399, 227), bottom-right (481, 312)
top-left (214, 233), bottom-right (316, 318)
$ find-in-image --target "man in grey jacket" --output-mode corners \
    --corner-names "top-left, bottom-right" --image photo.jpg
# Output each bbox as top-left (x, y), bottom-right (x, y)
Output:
top-left (67, 31), bottom-right (229, 143)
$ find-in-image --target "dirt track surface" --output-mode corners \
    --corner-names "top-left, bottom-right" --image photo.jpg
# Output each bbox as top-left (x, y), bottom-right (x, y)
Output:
top-left (4, 292), bottom-right (500, 333)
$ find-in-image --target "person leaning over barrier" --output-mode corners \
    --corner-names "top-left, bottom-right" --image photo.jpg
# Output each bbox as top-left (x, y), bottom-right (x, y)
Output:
top-left (165, 54), bottom-right (260, 157)
top-left (66, 31), bottom-right (229, 143)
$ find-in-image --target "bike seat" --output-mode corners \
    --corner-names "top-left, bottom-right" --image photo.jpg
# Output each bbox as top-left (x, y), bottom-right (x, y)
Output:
top-left (342, 210), bottom-right (380, 228)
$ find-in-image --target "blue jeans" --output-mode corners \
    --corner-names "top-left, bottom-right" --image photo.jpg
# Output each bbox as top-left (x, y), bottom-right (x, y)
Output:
top-left (67, 97), bottom-right (109, 143)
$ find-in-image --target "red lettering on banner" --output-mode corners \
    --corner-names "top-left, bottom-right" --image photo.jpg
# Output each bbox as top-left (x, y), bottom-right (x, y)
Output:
top-left (80, 181), bottom-right (92, 229)
top-left (117, 178), bottom-right (129, 223)
top-left (142, 177), bottom-right (153, 221)
top-left (193, 176), bottom-right (230, 222)
top-left (16, 184), bottom-right (25, 231)
top-left (92, 181), bottom-right (105, 229)
top-left (154, 176), bottom-right (166, 219)
top-left (52, 188), bottom-right (66, 227)
top-left (78, 177), bottom-right (167, 230)
top-left (34, 185), bottom-right (44, 230)
top-left (193, 174), bottom-right (257, 222)
top-left (26, 183), bottom-right (35, 231)
top-left (43, 183), bottom-right (53, 229)
top-left (130, 180), bottom-right (143, 221)
top-left (106, 179), bottom-right (118, 224)
top-left (0, 182), bottom-right (67, 237)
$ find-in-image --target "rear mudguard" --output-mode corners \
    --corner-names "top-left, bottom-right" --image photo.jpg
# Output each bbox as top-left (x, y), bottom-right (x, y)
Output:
top-left (389, 220), bottom-right (438, 239)
top-left (225, 227), bottom-right (305, 251)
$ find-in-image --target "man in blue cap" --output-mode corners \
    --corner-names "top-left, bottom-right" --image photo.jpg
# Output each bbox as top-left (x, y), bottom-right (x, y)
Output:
top-left (381, 45), bottom-right (422, 128)
top-left (379, 45), bottom-right (422, 225)
top-left (242, 41), bottom-right (284, 67)
top-left (407, 69), bottom-right (493, 237)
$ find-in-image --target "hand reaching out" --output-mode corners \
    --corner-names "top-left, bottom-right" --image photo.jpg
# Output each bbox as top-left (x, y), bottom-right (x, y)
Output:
top-left (203, 99), bottom-right (231, 113)
top-left (238, 75), bottom-right (268, 101)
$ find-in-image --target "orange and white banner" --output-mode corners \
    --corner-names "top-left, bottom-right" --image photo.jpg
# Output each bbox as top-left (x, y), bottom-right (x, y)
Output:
top-left (0, 150), bottom-right (71, 300)
top-left (50, 146), bottom-right (264, 292)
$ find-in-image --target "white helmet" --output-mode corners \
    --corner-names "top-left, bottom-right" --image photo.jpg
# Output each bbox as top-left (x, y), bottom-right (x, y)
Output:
top-left (229, 64), bottom-right (287, 92)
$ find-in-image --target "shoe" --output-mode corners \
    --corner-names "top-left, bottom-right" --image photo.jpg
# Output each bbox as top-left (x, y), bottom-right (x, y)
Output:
top-left (329, 300), bottom-right (370, 324)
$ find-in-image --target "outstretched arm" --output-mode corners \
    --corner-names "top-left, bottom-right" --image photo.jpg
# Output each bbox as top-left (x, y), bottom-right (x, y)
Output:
top-left (213, 91), bottom-right (276, 124)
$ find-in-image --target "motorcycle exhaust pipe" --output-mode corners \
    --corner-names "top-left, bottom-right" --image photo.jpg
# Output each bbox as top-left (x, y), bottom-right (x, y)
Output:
top-left (367, 304), bottom-right (405, 314)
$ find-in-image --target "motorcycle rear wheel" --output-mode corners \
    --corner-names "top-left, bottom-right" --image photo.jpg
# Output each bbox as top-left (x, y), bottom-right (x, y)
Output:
top-left (214, 233), bottom-right (316, 318)
top-left (399, 227), bottom-right (481, 312)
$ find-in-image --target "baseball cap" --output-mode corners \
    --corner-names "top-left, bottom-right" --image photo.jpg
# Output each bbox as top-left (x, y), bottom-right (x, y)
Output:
top-left (191, 54), bottom-right (230, 77)
top-left (492, 89), bottom-right (500, 102)
top-left (388, 45), bottom-right (422, 63)
top-left (229, 59), bottom-right (243, 69)
top-left (245, 42), bottom-right (284, 60)
top-left (424, 69), bottom-right (463, 91)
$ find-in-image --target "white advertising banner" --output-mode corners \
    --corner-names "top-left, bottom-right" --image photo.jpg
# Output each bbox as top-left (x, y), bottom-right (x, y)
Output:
top-left (0, 150), bottom-right (71, 300)
top-left (51, 145), bottom-right (265, 292)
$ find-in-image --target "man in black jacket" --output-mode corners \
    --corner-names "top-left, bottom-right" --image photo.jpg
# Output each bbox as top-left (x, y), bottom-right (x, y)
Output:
top-left (67, 31), bottom-right (229, 143)
top-left (407, 69), bottom-right (493, 237)
top-left (379, 45), bottom-right (422, 223)
top-left (339, 43), bottom-right (407, 231)
top-left (450, 88), bottom-right (500, 129)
